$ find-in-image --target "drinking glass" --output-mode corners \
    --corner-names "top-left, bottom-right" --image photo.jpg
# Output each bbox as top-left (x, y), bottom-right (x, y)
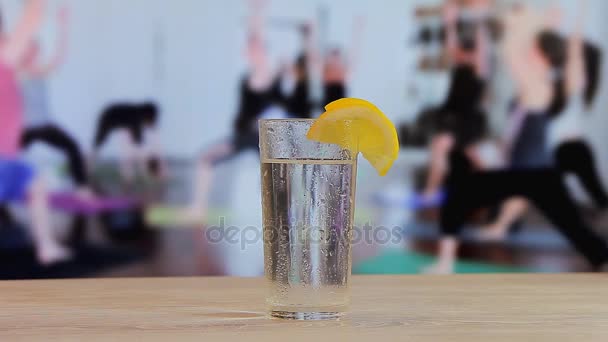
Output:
top-left (259, 119), bottom-right (357, 320)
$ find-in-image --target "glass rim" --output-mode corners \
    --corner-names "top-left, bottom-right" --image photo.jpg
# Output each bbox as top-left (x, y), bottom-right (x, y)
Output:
top-left (259, 118), bottom-right (316, 123)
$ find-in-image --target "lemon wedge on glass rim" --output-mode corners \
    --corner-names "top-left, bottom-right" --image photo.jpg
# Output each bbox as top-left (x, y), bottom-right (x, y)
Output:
top-left (306, 98), bottom-right (400, 176)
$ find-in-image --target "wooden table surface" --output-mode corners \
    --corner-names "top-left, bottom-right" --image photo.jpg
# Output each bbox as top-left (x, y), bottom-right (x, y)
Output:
top-left (1, 275), bottom-right (608, 341)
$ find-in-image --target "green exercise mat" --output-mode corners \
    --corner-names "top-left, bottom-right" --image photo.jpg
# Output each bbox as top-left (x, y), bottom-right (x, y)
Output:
top-left (146, 206), bottom-right (374, 229)
top-left (145, 206), bottom-right (221, 228)
top-left (353, 207), bottom-right (374, 226)
top-left (354, 249), bottom-right (529, 274)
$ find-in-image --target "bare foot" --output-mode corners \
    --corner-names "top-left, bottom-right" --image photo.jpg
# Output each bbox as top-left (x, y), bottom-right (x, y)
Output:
top-left (37, 244), bottom-right (72, 266)
top-left (422, 261), bottom-right (454, 275)
top-left (477, 224), bottom-right (508, 242)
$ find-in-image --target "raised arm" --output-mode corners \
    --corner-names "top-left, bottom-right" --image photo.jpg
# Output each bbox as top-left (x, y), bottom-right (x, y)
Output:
top-left (501, 6), bottom-right (542, 92)
top-left (1, 0), bottom-right (46, 67)
top-left (345, 15), bottom-right (365, 76)
top-left (27, 6), bottom-right (69, 77)
top-left (472, 20), bottom-right (489, 79)
top-left (443, 0), bottom-right (465, 63)
top-left (564, 2), bottom-right (586, 97)
top-left (300, 21), bottom-right (321, 76)
top-left (245, 0), bottom-right (266, 61)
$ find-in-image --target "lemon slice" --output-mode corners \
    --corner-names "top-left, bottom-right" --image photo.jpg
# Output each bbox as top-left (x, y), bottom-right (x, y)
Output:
top-left (306, 98), bottom-right (399, 176)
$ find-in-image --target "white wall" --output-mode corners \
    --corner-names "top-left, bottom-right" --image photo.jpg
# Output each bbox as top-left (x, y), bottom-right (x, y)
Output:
top-left (585, 0), bottom-right (608, 186)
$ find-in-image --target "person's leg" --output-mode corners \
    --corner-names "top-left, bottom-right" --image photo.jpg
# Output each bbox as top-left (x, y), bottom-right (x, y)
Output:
top-left (527, 172), bottom-right (608, 269)
top-left (556, 140), bottom-right (608, 209)
top-left (455, 165), bottom-right (608, 268)
top-left (141, 128), bottom-right (167, 179)
top-left (147, 139), bottom-right (238, 226)
top-left (5, 161), bottom-right (73, 266)
top-left (0, 205), bottom-right (14, 225)
top-left (424, 236), bottom-right (460, 275)
top-left (185, 141), bottom-right (235, 218)
top-left (27, 174), bottom-right (72, 265)
top-left (479, 197), bottom-right (529, 241)
top-left (422, 133), bottom-right (454, 198)
top-left (126, 124), bottom-right (152, 179)
top-left (424, 180), bottom-right (472, 274)
top-left (147, 139), bottom-right (237, 226)
top-left (432, 150), bottom-right (608, 270)
top-left (22, 125), bottom-right (90, 193)
top-left (118, 128), bottom-right (140, 183)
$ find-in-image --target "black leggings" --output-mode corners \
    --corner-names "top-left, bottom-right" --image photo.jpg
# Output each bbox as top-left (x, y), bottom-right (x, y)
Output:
top-left (555, 140), bottom-right (608, 209)
top-left (21, 124), bottom-right (88, 186)
top-left (441, 151), bottom-right (608, 268)
top-left (0, 206), bottom-right (14, 225)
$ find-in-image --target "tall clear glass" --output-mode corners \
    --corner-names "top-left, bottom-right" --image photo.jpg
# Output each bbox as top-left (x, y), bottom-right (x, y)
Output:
top-left (259, 119), bottom-right (357, 320)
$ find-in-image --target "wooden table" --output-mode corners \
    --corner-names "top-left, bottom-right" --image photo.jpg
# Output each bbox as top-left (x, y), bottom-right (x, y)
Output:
top-left (1, 275), bottom-right (608, 341)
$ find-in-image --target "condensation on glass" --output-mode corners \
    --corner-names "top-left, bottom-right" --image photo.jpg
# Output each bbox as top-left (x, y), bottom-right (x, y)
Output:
top-left (259, 119), bottom-right (357, 320)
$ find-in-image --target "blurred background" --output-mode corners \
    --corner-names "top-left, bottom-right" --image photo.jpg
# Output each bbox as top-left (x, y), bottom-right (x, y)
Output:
top-left (1, 0), bottom-right (608, 279)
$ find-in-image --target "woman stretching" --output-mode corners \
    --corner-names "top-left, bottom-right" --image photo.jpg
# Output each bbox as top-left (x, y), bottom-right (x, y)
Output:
top-left (17, 5), bottom-right (91, 196)
top-left (321, 16), bottom-right (365, 108)
top-left (427, 150), bottom-right (608, 274)
top-left (481, 2), bottom-right (607, 240)
top-left (425, 5), bottom-right (608, 274)
top-left (161, 0), bottom-right (282, 224)
top-left (0, 0), bottom-right (71, 265)
top-left (418, 0), bottom-right (491, 206)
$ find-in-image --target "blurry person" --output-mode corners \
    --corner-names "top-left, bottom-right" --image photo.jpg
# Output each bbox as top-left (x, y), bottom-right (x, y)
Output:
top-left (280, 53), bottom-right (311, 118)
top-left (550, 3), bottom-right (607, 210)
top-left (418, 0), bottom-right (491, 207)
top-left (278, 22), bottom-right (313, 118)
top-left (424, 4), bottom-right (608, 274)
top-left (92, 102), bottom-right (164, 182)
top-left (426, 5), bottom-right (555, 272)
top-left (0, 0), bottom-right (71, 265)
top-left (321, 16), bottom-right (365, 107)
top-left (427, 150), bottom-right (608, 274)
top-left (159, 0), bottom-right (282, 224)
top-left (481, 3), bottom-right (606, 240)
top-left (322, 47), bottom-right (346, 107)
top-left (17, 6), bottom-right (92, 198)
